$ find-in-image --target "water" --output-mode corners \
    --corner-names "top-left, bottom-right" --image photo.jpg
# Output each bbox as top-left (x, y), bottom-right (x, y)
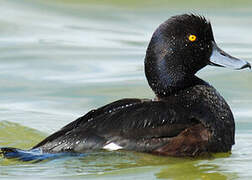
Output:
top-left (0, 0), bottom-right (252, 179)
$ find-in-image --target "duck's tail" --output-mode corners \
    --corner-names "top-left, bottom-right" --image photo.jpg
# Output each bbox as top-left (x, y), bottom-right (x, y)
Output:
top-left (0, 147), bottom-right (75, 162)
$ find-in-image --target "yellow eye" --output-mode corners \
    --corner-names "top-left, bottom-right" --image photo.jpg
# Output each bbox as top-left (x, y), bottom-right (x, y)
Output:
top-left (188, 35), bottom-right (197, 42)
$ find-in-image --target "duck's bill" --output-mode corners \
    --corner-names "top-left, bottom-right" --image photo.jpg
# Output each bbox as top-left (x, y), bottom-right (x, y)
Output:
top-left (209, 41), bottom-right (251, 70)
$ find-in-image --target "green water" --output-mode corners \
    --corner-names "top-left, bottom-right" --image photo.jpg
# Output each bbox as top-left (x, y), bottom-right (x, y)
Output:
top-left (1, 0), bottom-right (252, 179)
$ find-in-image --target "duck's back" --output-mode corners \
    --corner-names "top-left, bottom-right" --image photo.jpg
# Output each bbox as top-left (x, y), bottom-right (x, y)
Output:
top-left (31, 84), bottom-right (234, 156)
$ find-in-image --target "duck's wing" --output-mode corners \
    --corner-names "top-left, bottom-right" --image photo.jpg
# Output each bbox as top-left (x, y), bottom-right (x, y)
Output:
top-left (32, 98), bottom-right (143, 149)
top-left (32, 98), bottom-right (201, 154)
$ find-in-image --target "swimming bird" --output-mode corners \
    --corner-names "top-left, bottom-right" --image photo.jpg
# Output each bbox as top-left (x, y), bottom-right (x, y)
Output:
top-left (1, 14), bottom-right (251, 160)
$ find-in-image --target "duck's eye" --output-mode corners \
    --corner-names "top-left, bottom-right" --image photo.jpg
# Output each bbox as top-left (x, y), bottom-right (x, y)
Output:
top-left (188, 35), bottom-right (197, 42)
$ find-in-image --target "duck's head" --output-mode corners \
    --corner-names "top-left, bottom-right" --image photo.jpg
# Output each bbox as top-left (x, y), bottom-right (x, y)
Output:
top-left (145, 14), bottom-right (251, 97)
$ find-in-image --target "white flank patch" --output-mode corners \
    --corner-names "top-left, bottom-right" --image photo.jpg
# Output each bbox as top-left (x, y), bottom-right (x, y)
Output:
top-left (103, 142), bottom-right (123, 151)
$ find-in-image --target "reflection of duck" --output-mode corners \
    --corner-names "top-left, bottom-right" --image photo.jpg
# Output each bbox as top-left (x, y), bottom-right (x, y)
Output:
top-left (155, 156), bottom-right (235, 180)
top-left (1, 14), bottom-right (251, 160)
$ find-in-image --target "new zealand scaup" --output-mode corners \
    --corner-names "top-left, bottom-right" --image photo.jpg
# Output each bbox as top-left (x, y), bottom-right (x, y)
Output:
top-left (1, 14), bottom-right (251, 160)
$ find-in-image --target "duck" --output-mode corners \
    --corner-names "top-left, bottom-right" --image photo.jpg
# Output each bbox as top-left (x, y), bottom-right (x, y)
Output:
top-left (1, 14), bottom-right (251, 160)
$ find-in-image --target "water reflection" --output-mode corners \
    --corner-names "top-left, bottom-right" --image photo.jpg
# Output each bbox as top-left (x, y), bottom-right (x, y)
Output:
top-left (156, 158), bottom-right (236, 180)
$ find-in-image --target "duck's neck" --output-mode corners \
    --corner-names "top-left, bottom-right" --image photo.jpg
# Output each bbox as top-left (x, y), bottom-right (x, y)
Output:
top-left (145, 57), bottom-right (206, 98)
